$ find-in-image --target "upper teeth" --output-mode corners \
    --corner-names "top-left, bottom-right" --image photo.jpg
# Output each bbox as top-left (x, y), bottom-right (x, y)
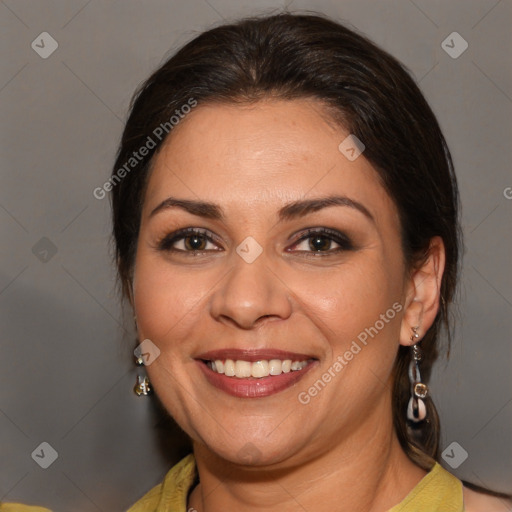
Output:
top-left (207, 359), bottom-right (309, 378)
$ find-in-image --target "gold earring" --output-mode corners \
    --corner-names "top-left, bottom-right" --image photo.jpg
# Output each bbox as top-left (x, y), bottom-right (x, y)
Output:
top-left (133, 347), bottom-right (152, 396)
top-left (134, 375), bottom-right (152, 396)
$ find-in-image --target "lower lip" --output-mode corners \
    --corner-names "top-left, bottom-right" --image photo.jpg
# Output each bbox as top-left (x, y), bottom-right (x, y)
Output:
top-left (196, 360), bottom-right (317, 398)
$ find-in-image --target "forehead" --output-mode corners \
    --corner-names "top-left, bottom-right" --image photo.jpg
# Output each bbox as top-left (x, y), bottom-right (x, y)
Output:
top-left (142, 98), bottom-right (397, 225)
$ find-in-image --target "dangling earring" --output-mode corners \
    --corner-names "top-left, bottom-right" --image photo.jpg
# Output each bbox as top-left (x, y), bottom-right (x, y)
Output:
top-left (132, 311), bottom-right (152, 396)
top-left (407, 326), bottom-right (428, 423)
top-left (133, 346), bottom-right (153, 396)
top-left (134, 374), bottom-right (152, 396)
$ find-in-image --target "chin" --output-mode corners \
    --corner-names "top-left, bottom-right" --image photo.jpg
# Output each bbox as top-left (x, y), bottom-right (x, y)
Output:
top-left (194, 430), bottom-right (310, 469)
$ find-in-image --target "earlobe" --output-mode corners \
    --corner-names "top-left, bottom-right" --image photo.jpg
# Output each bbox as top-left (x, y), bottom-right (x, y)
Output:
top-left (399, 236), bottom-right (446, 347)
top-left (399, 299), bottom-right (423, 346)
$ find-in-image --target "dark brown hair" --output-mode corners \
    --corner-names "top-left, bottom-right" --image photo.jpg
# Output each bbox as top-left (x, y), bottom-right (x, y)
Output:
top-left (112, 13), bottom-right (460, 472)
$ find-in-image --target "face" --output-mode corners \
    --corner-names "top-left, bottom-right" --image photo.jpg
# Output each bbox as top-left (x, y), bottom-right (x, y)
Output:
top-left (133, 98), bottom-right (409, 467)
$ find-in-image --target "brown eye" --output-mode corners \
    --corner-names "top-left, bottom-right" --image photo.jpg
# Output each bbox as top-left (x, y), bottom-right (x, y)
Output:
top-left (157, 228), bottom-right (221, 253)
top-left (289, 228), bottom-right (354, 255)
top-left (183, 233), bottom-right (207, 251)
top-left (307, 234), bottom-right (334, 252)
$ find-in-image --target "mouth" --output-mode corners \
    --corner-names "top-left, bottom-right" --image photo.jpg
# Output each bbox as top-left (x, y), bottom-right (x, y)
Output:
top-left (203, 358), bottom-right (313, 378)
top-left (195, 349), bottom-right (318, 398)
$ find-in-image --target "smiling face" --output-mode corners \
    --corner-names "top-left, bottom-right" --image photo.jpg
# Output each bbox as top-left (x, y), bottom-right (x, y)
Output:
top-left (132, 98), bottom-right (413, 467)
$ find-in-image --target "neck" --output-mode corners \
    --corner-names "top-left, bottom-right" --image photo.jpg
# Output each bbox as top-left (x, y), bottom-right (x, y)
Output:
top-left (188, 398), bottom-right (427, 512)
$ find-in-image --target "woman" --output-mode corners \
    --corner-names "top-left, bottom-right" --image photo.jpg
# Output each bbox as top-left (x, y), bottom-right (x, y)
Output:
top-left (2, 12), bottom-right (509, 512)
top-left (116, 12), bottom-right (510, 512)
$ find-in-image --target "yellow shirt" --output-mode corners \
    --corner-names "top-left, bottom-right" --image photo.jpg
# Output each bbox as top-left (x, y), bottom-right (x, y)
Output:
top-left (0, 454), bottom-right (465, 511)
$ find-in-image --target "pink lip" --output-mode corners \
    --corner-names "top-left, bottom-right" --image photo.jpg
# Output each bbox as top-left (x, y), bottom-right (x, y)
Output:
top-left (195, 348), bottom-right (315, 362)
top-left (196, 358), bottom-right (318, 399)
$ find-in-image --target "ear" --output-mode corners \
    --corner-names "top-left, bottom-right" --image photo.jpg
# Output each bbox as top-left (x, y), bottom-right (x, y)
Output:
top-left (399, 236), bottom-right (445, 346)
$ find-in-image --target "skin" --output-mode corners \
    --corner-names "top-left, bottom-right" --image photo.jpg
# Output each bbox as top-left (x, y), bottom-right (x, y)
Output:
top-left (131, 98), bottom-right (447, 511)
top-left (463, 488), bottom-right (512, 512)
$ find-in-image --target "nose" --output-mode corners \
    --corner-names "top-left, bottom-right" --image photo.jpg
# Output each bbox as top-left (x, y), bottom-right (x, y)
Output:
top-left (209, 248), bottom-right (293, 330)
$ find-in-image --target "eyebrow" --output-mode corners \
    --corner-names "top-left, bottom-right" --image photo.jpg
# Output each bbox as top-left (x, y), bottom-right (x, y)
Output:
top-left (149, 195), bottom-right (374, 224)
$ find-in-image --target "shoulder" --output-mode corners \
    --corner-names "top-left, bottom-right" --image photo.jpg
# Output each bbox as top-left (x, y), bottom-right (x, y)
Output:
top-left (463, 485), bottom-right (512, 512)
top-left (127, 453), bottom-right (196, 511)
top-left (0, 505), bottom-right (52, 512)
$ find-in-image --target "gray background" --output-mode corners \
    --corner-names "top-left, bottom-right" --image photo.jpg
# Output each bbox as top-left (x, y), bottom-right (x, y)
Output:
top-left (1, 0), bottom-right (511, 510)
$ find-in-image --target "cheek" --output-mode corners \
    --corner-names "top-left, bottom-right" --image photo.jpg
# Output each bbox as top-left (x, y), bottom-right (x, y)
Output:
top-left (301, 260), bottom-right (404, 401)
top-left (133, 252), bottom-right (210, 342)
top-left (302, 258), bottom-right (401, 333)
